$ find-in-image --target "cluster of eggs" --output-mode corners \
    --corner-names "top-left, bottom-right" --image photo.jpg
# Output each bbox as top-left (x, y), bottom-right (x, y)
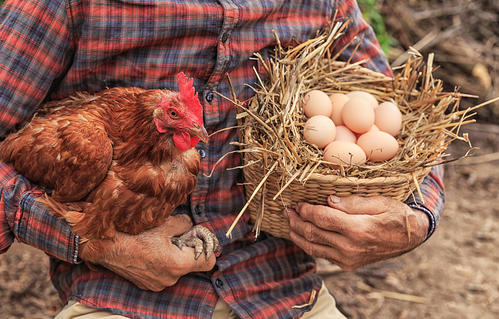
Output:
top-left (302, 90), bottom-right (402, 167)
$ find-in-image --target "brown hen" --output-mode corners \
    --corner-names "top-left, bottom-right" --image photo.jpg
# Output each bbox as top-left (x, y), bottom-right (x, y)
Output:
top-left (0, 73), bottom-right (218, 259)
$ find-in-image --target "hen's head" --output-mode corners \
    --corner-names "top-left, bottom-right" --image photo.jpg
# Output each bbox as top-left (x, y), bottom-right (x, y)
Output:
top-left (153, 72), bottom-right (208, 151)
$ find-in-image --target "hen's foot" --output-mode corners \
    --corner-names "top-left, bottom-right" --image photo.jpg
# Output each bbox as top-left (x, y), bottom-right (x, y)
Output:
top-left (171, 225), bottom-right (219, 260)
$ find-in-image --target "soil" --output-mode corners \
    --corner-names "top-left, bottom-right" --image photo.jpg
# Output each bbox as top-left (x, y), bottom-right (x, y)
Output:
top-left (1, 123), bottom-right (497, 318)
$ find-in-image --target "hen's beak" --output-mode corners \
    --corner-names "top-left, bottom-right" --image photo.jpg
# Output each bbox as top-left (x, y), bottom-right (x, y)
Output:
top-left (189, 123), bottom-right (209, 143)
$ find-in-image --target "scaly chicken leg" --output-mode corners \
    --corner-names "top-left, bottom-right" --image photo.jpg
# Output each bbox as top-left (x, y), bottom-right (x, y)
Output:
top-left (171, 225), bottom-right (219, 260)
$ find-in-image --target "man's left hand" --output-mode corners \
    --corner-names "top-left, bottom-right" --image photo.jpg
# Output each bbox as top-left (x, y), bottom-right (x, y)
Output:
top-left (285, 195), bottom-right (429, 270)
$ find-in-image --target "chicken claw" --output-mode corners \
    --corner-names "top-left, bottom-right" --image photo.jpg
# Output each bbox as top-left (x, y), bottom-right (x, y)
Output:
top-left (171, 225), bottom-right (219, 260)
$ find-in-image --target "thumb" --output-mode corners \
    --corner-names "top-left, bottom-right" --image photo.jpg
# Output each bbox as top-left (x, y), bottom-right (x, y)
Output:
top-left (327, 195), bottom-right (390, 215)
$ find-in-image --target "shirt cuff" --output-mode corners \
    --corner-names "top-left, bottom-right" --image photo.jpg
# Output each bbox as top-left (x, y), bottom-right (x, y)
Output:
top-left (14, 191), bottom-right (80, 263)
top-left (404, 164), bottom-right (445, 241)
top-left (407, 202), bottom-right (437, 241)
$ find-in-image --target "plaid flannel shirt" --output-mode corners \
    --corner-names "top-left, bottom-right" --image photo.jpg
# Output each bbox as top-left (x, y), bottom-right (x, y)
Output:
top-left (0, 0), bottom-right (444, 318)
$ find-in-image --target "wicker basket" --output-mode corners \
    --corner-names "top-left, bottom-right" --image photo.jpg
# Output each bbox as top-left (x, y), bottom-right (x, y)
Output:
top-left (225, 23), bottom-right (473, 239)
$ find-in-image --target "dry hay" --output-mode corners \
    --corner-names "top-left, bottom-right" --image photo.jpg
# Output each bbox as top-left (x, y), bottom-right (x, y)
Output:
top-left (220, 21), bottom-right (496, 239)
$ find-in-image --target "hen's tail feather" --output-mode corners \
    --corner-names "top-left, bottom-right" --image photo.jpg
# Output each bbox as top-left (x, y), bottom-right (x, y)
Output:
top-left (38, 196), bottom-right (104, 270)
top-left (36, 194), bottom-right (86, 226)
top-left (37, 194), bottom-right (114, 242)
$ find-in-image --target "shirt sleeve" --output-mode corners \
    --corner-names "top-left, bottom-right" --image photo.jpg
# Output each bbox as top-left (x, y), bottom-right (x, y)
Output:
top-left (0, 0), bottom-right (79, 263)
top-left (406, 165), bottom-right (445, 240)
top-left (0, 0), bottom-right (74, 137)
top-left (0, 162), bottom-right (80, 263)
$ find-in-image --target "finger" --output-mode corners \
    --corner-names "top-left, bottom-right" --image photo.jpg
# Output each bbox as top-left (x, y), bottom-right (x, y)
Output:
top-left (191, 252), bottom-right (217, 272)
top-left (295, 203), bottom-right (357, 234)
top-left (127, 273), bottom-right (170, 292)
top-left (289, 230), bottom-right (346, 268)
top-left (287, 208), bottom-right (351, 247)
top-left (105, 264), bottom-right (175, 291)
top-left (175, 247), bottom-right (217, 273)
top-left (328, 195), bottom-right (397, 215)
top-left (289, 231), bottom-right (369, 271)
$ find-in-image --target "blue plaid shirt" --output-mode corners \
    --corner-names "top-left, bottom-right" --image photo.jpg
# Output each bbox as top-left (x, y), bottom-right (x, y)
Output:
top-left (0, 1), bottom-right (444, 318)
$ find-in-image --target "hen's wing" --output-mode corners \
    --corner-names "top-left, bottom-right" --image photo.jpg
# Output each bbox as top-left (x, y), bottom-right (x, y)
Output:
top-left (0, 110), bottom-right (113, 202)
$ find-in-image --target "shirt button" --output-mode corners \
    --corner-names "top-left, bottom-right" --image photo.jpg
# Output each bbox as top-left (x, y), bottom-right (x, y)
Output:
top-left (198, 149), bottom-right (206, 158)
top-left (215, 279), bottom-right (224, 288)
top-left (205, 92), bottom-right (214, 103)
top-left (194, 205), bottom-right (202, 215)
top-left (221, 32), bottom-right (229, 43)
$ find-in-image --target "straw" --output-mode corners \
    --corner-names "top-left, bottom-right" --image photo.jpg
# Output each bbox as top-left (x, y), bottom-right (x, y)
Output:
top-left (222, 21), bottom-right (485, 239)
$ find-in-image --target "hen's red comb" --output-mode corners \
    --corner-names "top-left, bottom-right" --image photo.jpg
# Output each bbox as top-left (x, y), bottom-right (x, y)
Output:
top-left (177, 72), bottom-right (203, 125)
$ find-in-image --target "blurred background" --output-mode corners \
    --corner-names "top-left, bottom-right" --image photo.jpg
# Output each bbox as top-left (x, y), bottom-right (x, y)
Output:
top-left (0, 0), bottom-right (497, 318)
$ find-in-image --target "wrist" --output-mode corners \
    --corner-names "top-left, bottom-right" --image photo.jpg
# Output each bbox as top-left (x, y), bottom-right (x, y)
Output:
top-left (408, 203), bottom-right (436, 242)
top-left (78, 237), bottom-right (102, 264)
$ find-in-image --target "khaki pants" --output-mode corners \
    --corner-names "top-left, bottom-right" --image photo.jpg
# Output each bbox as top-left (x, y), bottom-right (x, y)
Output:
top-left (55, 283), bottom-right (346, 319)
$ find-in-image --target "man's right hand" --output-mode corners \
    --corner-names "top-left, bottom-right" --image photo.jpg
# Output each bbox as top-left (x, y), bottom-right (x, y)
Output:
top-left (79, 214), bottom-right (216, 291)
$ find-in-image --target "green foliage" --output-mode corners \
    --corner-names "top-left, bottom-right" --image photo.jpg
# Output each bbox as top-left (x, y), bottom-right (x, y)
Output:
top-left (357, 0), bottom-right (395, 56)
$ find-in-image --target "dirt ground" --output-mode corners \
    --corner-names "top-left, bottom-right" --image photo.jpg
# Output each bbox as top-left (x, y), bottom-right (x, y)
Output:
top-left (0, 122), bottom-right (497, 318)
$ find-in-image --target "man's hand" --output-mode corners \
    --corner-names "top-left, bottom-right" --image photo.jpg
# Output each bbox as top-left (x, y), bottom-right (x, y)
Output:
top-left (285, 195), bottom-right (429, 270)
top-left (79, 214), bottom-right (216, 291)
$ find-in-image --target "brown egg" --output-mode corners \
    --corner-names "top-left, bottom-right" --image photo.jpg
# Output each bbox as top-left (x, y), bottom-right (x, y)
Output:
top-left (341, 97), bottom-right (375, 134)
top-left (328, 93), bottom-right (349, 125)
top-left (357, 131), bottom-right (399, 162)
top-left (324, 141), bottom-right (367, 167)
top-left (334, 125), bottom-right (357, 143)
top-left (368, 124), bottom-right (379, 132)
top-left (303, 115), bottom-right (336, 148)
top-left (354, 124), bottom-right (378, 139)
top-left (346, 91), bottom-right (378, 109)
top-left (375, 102), bottom-right (402, 136)
top-left (303, 90), bottom-right (333, 118)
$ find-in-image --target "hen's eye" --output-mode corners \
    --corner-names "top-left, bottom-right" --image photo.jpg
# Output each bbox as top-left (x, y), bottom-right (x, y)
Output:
top-left (168, 109), bottom-right (178, 118)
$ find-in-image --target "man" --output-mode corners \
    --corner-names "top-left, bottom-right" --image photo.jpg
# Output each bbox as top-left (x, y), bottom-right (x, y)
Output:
top-left (0, 0), bottom-right (443, 318)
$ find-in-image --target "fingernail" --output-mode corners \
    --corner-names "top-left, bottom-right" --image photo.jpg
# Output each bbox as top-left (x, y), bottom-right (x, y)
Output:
top-left (329, 195), bottom-right (340, 204)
